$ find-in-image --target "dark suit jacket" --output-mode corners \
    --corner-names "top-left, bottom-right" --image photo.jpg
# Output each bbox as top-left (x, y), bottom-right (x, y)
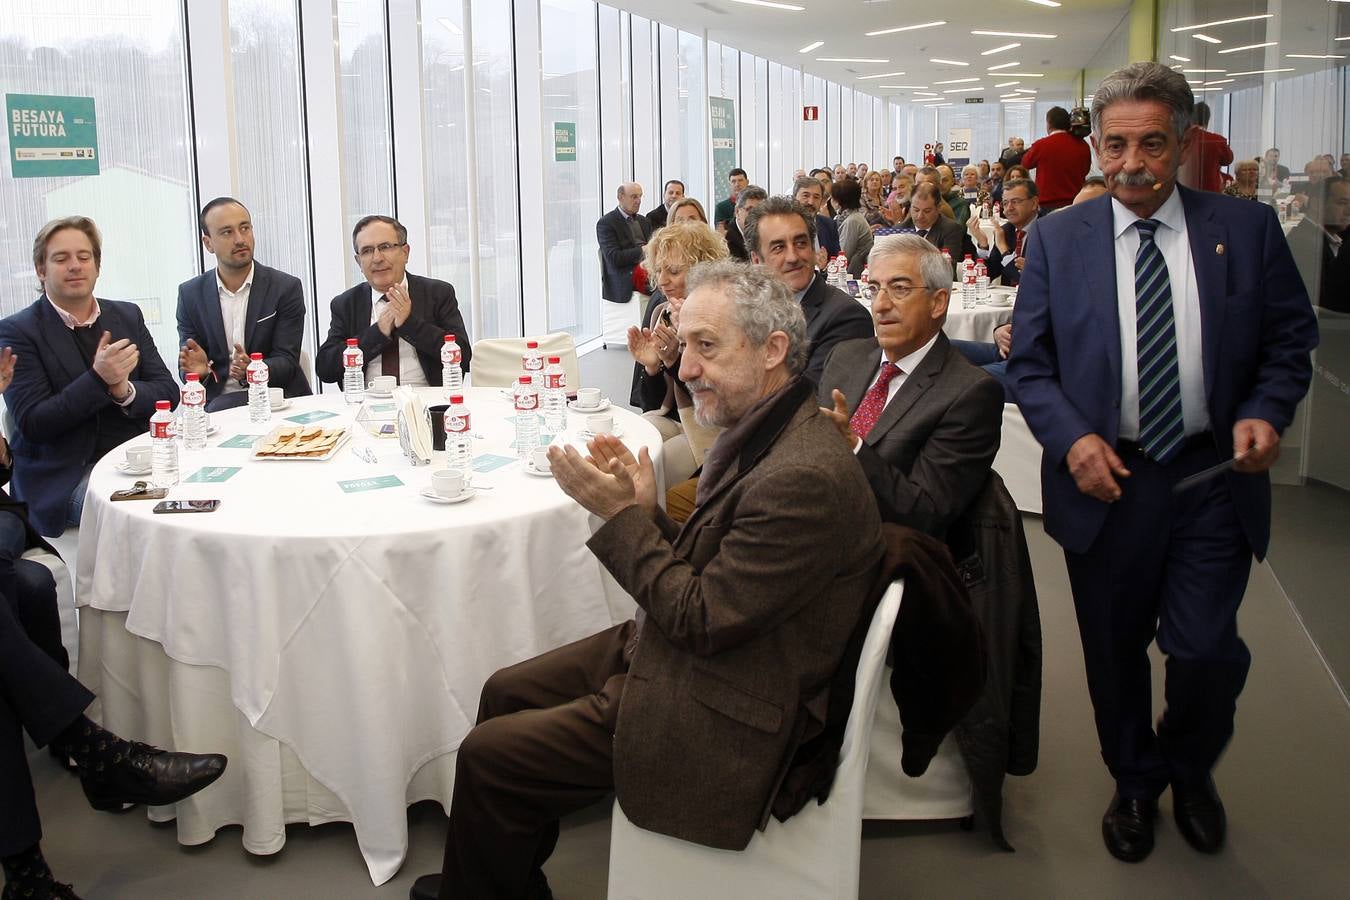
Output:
top-left (587, 378), bottom-right (884, 850)
top-left (0, 298), bottom-right (178, 536)
top-left (597, 207), bottom-right (652, 302)
top-left (980, 220), bottom-right (1024, 286)
top-left (898, 216), bottom-right (970, 277)
top-left (175, 262), bottom-right (311, 403)
top-left (645, 204), bottom-right (669, 232)
top-left (1007, 187), bottom-right (1319, 558)
top-left (799, 272), bottom-right (875, 385)
top-left (815, 214), bottom-right (841, 257)
top-left (315, 273), bottom-right (471, 385)
top-left (1285, 217), bottom-right (1350, 313)
top-left (818, 334), bottom-right (1004, 537)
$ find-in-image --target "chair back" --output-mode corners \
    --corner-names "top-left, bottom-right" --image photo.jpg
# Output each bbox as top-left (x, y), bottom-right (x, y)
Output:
top-left (299, 349), bottom-right (315, 394)
top-left (469, 333), bottom-right (580, 391)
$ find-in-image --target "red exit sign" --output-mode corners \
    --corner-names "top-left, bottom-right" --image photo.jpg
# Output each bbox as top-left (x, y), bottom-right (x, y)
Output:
top-left (803, 106), bottom-right (819, 121)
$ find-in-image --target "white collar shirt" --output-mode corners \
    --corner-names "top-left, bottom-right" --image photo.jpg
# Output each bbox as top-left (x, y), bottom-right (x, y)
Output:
top-left (216, 263), bottom-right (254, 394)
top-left (368, 277), bottom-right (428, 387)
top-left (853, 332), bottom-right (940, 454)
top-left (1111, 190), bottom-right (1209, 440)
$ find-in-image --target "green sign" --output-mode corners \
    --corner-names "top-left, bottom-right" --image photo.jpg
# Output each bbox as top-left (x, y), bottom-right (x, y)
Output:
top-left (472, 453), bottom-right (516, 473)
top-left (286, 410), bottom-right (340, 425)
top-left (6, 94), bottom-right (99, 178)
top-left (338, 475), bottom-right (404, 494)
top-left (218, 434), bottom-right (262, 449)
top-left (710, 98), bottom-right (737, 204)
top-left (553, 122), bottom-right (577, 162)
top-left (185, 466), bottom-right (241, 484)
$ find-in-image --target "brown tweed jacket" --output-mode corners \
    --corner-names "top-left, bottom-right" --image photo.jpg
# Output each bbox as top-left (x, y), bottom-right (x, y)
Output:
top-left (586, 378), bottom-right (885, 851)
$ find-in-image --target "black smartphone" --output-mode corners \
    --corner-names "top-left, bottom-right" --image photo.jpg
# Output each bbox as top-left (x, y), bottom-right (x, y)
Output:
top-left (153, 500), bottom-right (222, 514)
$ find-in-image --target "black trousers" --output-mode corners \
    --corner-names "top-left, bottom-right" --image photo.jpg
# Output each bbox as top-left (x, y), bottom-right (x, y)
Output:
top-left (0, 512), bottom-right (93, 856)
top-left (1064, 439), bottom-right (1252, 801)
top-left (438, 622), bottom-right (633, 900)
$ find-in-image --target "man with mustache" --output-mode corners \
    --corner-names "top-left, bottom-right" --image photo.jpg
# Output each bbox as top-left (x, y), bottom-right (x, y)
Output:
top-left (176, 197), bottom-right (311, 410)
top-left (742, 196), bottom-right (874, 385)
top-left (1008, 62), bottom-right (1318, 863)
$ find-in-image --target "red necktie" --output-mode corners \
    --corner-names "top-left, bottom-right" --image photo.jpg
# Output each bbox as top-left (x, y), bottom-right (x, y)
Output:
top-left (849, 362), bottom-right (902, 439)
top-left (1015, 229), bottom-right (1026, 257)
top-left (379, 296), bottom-right (399, 378)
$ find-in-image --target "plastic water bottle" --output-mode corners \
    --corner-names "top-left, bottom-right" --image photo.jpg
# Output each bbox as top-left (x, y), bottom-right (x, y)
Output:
top-left (246, 353), bottom-right (271, 423)
top-left (444, 394), bottom-right (473, 476)
top-left (975, 260), bottom-right (990, 303)
top-left (960, 254), bottom-right (976, 302)
top-left (180, 373), bottom-right (207, 451)
top-left (342, 338), bottom-right (365, 405)
top-left (513, 375), bottom-right (540, 457)
top-left (835, 254), bottom-right (850, 287)
top-left (441, 334), bottom-right (464, 397)
top-left (521, 340), bottom-right (544, 390)
top-left (825, 258), bottom-right (840, 288)
top-left (992, 201), bottom-right (1002, 221)
top-left (150, 400), bottom-right (179, 488)
top-left (542, 356), bottom-right (567, 433)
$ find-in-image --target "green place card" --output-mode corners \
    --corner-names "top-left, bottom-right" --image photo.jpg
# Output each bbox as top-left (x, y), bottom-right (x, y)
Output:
top-left (218, 434), bottom-right (261, 449)
top-left (368, 402), bottom-right (397, 414)
top-left (472, 454), bottom-right (516, 473)
top-left (338, 474), bottom-right (404, 494)
top-left (185, 466), bottom-right (240, 484)
top-left (286, 410), bottom-right (340, 425)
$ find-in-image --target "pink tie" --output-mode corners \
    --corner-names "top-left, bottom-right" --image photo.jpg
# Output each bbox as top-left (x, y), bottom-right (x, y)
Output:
top-left (849, 362), bottom-right (902, 439)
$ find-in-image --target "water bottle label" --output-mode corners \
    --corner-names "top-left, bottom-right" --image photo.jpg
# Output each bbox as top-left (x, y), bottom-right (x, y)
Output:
top-left (515, 394), bottom-right (538, 411)
top-left (151, 421), bottom-right (171, 439)
top-left (248, 367), bottom-right (268, 385)
top-left (343, 349), bottom-right (363, 367)
top-left (446, 412), bottom-right (470, 433)
top-left (182, 387), bottom-right (204, 405)
top-left (546, 373), bottom-right (565, 390)
top-left (443, 348), bottom-right (462, 366)
top-left (523, 357), bottom-right (544, 372)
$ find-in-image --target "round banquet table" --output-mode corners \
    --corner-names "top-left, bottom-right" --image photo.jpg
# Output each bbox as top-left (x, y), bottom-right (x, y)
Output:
top-left (940, 282), bottom-right (1017, 342)
top-left (75, 387), bottom-right (663, 885)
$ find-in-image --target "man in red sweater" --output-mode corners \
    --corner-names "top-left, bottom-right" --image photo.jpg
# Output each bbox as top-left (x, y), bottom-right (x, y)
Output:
top-left (1022, 106), bottom-right (1091, 211)
top-left (1188, 101), bottom-right (1234, 193)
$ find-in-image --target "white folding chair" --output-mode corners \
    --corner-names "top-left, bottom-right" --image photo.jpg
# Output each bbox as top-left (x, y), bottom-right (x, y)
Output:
top-left (862, 677), bottom-right (974, 821)
top-left (606, 581), bottom-right (905, 900)
top-left (467, 333), bottom-right (580, 391)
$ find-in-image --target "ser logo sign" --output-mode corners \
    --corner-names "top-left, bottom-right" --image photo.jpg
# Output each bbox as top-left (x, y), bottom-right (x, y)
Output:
top-left (948, 140), bottom-right (970, 154)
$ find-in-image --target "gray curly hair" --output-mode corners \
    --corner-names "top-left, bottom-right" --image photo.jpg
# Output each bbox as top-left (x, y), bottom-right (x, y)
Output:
top-left (684, 260), bottom-right (808, 375)
top-left (1091, 61), bottom-right (1194, 142)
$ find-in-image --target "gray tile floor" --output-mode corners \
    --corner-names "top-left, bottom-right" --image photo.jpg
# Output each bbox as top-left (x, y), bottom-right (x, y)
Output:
top-left (25, 348), bottom-right (1350, 899)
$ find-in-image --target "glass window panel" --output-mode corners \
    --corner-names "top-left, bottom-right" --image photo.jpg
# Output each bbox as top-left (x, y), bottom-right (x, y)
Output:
top-left (0, 0), bottom-right (196, 370)
top-left (768, 61), bottom-right (784, 188)
top-left (840, 86), bottom-right (854, 164)
top-left (336, 0), bottom-right (393, 288)
top-left (677, 30), bottom-right (707, 206)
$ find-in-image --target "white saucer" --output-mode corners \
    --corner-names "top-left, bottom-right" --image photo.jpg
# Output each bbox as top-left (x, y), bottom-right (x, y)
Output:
top-left (522, 460), bottom-right (553, 477)
top-left (114, 461), bottom-right (152, 476)
top-left (207, 425), bottom-right (220, 436)
top-left (577, 425), bottom-right (623, 440)
top-left (271, 399), bottom-right (292, 411)
top-left (420, 486), bottom-right (475, 504)
top-left (364, 391), bottom-right (394, 400)
top-left (985, 298), bottom-right (1014, 308)
top-left (568, 398), bottom-right (611, 413)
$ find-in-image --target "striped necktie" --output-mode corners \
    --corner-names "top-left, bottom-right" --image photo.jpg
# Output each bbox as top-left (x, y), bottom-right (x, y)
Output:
top-left (1133, 219), bottom-right (1185, 463)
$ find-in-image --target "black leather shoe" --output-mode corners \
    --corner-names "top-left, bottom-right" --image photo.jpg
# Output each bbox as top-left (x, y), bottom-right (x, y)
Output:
top-left (1173, 777), bottom-right (1226, 853)
top-left (1, 881), bottom-right (82, 899)
top-left (80, 741), bottom-right (227, 812)
top-left (1102, 792), bottom-right (1157, 862)
top-left (410, 874), bottom-right (441, 900)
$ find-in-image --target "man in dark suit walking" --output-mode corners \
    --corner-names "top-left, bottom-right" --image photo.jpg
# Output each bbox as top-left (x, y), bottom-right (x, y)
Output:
top-left (316, 215), bottom-right (471, 387)
top-left (0, 217), bottom-right (178, 536)
top-left (1008, 62), bottom-right (1318, 863)
top-left (817, 234), bottom-right (1004, 537)
top-left (176, 197), bottom-right (310, 410)
top-left (742, 197), bottom-right (874, 385)
top-left (596, 183), bottom-right (652, 305)
top-left (410, 261), bottom-right (884, 900)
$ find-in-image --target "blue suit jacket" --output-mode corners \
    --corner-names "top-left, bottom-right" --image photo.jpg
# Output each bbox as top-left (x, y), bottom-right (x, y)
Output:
top-left (1007, 187), bottom-right (1318, 558)
top-left (175, 262), bottom-right (311, 402)
top-left (0, 297), bottom-right (179, 535)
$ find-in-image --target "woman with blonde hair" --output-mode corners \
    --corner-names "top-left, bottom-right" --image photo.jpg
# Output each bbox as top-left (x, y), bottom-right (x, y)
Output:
top-left (668, 197), bottom-right (709, 224)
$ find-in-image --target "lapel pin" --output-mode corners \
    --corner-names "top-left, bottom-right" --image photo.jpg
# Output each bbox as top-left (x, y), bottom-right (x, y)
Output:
top-left (1215, 243), bottom-right (1225, 255)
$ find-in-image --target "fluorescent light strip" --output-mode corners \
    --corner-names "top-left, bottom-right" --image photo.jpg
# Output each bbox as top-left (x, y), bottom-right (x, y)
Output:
top-left (877, 85), bottom-right (931, 89)
top-left (1001, 98), bottom-right (1034, 103)
top-left (1000, 93), bottom-right (1023, 99)
top-left (1287, 54), bottom-right (1345, 59)
top-left (943, 87), bottom-right (985, 93)
top-left (981, 43), bottom-right (1021, 55)
top-left (934, 77), bottom-right (980, 84)
top-left (1026, 0), bottom-right (1061, 6)
top-left (865, 20), bottom-right (946, 37)
top-left (994, 81), bottom-right (1020, 87)
top-left (725, 0), bottom-right (805, 10)
top-left (987, 61), bottom-right (1020, 70)
top-left (991, 72), bottom-right (1044, 77)
top-left (1169, 55), bottom-right (1191, 62)
top-left (1217, 42), bottom-right (1276, 54)
top-left (930, 58), bottom-right (970, 66)
top-left (1193, 34), bottom-right (1222, 44)
top-left (798, 41), bottom-right (824, 54)
top-left (1339, 36), bottom-right (1350, 42)
top-left (1015, 88), bottom-right (1038, 93)
top-left (816, 57), bottom-right (889, 63)
top-left (1182, 69), bottom-right (1225, 73)
top-left (856, 71), bottom-right (907, 79)
top-left (1226, 68), bottom-right (1296, 76)
top-left (1171, 13), bottom-right (1272, 32)
top-left (971, 30), bottom-right (1056, 39)
top-left (1203, 79), bottom-right (1235, 85)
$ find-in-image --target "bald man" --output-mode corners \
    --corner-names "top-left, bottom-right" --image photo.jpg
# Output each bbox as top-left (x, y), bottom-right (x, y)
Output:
top-left (598, 183), bottom-right (653, 303)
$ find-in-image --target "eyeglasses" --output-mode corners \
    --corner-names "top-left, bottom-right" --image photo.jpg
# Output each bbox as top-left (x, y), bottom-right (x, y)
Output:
top-left (356, 242), bottom-right (406, 260)
top-left (873, 282), bottom-right (928, 301)
top-left (1001, 197), bottom-right (1033, 206)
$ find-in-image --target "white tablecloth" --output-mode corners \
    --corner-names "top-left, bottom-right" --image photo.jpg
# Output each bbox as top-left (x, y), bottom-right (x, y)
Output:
top-left (942, 284), bottom-right (1016, 343)
top-left (75, 388), bottom-right (661, 884)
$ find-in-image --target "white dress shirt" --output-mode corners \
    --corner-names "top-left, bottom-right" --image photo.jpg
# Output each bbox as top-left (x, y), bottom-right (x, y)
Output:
top-left (367, 278), bottom-right (428, 387)
top-left (852, 332), bottom-right (940, 453)
top-left (217, 263), bottom-right (254, 395)
top-left (1111, 190), bottom-right (1209, 440)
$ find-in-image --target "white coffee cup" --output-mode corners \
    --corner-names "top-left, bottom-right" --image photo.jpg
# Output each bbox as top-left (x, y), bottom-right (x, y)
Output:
top-left (369, 375), bottom-right (397, 394)
top-left (268, 387), bottom-right (284, 407)
top-left (125, 446), bottom-right (151, 469)
top-left (576, 388), bottom-right (602, 409)
top-left (530, 446), bottom-right (552, 473)
top-left (587, 413), bottom-right (614, 436)
top-left (431, 469), bottom-right (465, 498)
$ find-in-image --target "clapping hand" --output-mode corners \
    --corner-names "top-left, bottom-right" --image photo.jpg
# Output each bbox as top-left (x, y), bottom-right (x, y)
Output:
top-left (179, 339), bottom-right (210, 378)
top-left (966, 213), bottom-right (989, 249)
top-left (93, 331), bottom-right (139, 395)
top-left (0, 347), bottom-right (15, 395)
top-left (820, 389), bottom-right (861, 451)
top-left (548, 435), bottom-right (656, 520)
top-left (626, 326), bottom-right (664, 372)
top-left (229, 343), bottom-right (249, 381)
top-left (386, 283), bottom-right (413, 328)
top-left (651, 322), bottom-right (680, 370)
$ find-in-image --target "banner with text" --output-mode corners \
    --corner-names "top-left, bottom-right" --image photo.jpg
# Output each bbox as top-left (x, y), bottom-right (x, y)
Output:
top-left (553, 122), bottom-right (577, 162)
top-left (710, 97), bottom-right (738, 204)
top-left (946, 128), bottom-right (972, 170)
top-left (6, 93), bottom-right (99, 178)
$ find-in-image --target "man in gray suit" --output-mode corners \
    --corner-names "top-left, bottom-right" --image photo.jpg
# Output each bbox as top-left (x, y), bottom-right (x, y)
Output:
top-left (818, 233), bottom-right (1004, 537)
top-left (412, 261), bottom-right (885, 900)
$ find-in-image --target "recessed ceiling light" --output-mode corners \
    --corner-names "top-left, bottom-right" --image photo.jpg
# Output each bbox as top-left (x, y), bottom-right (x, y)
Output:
top-left (1015, 88), bottom-right (1038, 93)
top-left (1193, 34), bottom-right (1222, 44)
top-left (856, 71), bottom-right (908, 79)
top-left (1217, 42), bottom-right (1277, 54)
top-left (991, 72), bottom-right (1044, 77)
top-left (1226, 68), bottom-right (1296, 76)
top-left (1338, 36), bottom-right (1350, 42)
top-left (971, 30), bottom-right (1056, 39)
top-left (987, 61), bottom-right (1021, 71)
top-left (1203, 79), bottom-right (1235, 85)
top-left (1000, 93), bottom-right (1023, 99)
top-left (1001, 98), bottom-right (1034, 103)
top-left (798, 41), bottom-right (824, 54)
top-left (816, 57), bottom-right (890, 63)
top-left (865, 20), bottom-right (946, 37)
top-left (1169, 55), bottom-right (1191, 62)
top-left (1181, 69), bottom-right (1225, 73)
top-left (930, 58), bottom-right (970, 66)
top-left (933, 77), bottom-right (980, 84)
top-left (876, 85), bottom-right (931, 89)
top-left (994, 81), bottom-right (1020, 87)
top-left (1287, 53), bottom-right (1346, 59)
top-left (725, 0), bottom-right (805, 10)
top-left (1171, 13), bottom-right (1273, 32)
top-left (981, 43), bottom-right (1021, 55)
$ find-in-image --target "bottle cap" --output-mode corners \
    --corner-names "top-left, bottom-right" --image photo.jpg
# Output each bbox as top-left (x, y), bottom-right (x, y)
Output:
top-left (156, 400), bottom-right (171, 410)
top-left (526, 341), bottom-right (539, 349)
top-left (547, 356), bottom-right (561, 364)
top-left (250, 352), bottom-right (263, 360)
top-left (449, 394), bottom-right (464, 404)
top-left (346, 338), bottom-right (358, 346)
top-left (445, 334), bottom-right (456, 342)
top-left (186, 373), bottom-right (200, 381)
